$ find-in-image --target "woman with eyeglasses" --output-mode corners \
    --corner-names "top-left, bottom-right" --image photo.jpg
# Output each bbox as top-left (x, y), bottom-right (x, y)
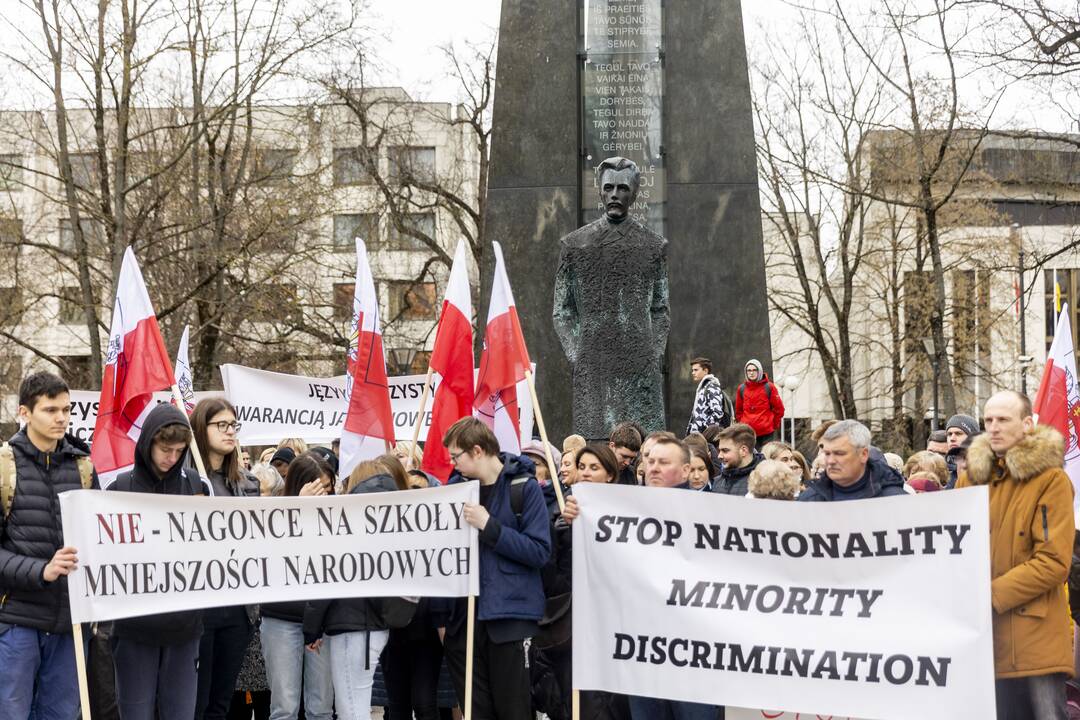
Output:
top-left (190, 398), bottom-right (261, 720)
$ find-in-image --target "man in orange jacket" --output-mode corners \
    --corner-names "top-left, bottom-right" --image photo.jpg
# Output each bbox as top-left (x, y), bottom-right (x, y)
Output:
top-left (734, 359), bottom-right (785, 448)
top-left (957, 390), bottom-right (1075, 719)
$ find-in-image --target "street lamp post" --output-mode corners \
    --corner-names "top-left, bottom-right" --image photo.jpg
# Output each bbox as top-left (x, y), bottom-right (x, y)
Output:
top-left (922, 337), bottom-right (940, 432)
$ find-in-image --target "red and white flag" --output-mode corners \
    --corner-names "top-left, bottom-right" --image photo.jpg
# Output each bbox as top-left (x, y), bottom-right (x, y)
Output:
top-left (474, 241), bottom-right (531, 453)
top-left (174, 324), bottom-right (195, 413)
top-left (1034, 302), bottom-right (1080, 506)
top-left (91, 247), bottom-right (177, 486)
top-left (422, 241), bottom-right (475, 482)
top-left (339, 238), bottom-right (395, 479)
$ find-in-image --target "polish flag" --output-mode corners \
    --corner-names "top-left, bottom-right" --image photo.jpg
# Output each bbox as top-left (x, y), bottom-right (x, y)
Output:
top-left (474, 241), bottom-right (531, 453)
top-left (422, 241), bottom-right (475, 482)
top-left (174, 325), bottom-right (195, 413)
top-left (92, 247), bottom-right (177, 486)
top-left (339, 238), bottom-right (395, 479)
top-left (1034, 303), bottom-right (1080, 505)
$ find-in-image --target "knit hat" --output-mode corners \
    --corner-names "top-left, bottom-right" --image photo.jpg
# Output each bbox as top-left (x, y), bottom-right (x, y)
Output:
top-left (745, 359), bottom-right (763, 376)
top-left (945, 414), bottom-right (980, 438)
top-left (270, 447), bottom-right (296, 466)
top-left (308, 446), bottom-right (339, 475)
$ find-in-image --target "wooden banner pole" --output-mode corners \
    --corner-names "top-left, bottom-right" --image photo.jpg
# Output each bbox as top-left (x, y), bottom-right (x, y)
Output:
top-left (464, 594), bottom-right (476, 720)
top-left (71, 622), bottom-right (92, 720)
top-left (409, 366), bottom-right (435, 454)
top-left (524, 369), bottom-right (565, 512)
top-left (171, 384), bottom-right (209, 479)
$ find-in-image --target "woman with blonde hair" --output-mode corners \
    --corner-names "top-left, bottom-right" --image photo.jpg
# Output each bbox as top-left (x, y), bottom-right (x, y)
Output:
top-left (902, 450), bottom-right (948, 488)
top-left (391, 441), bottom-right (423, 472)
top-left (747, 459), bottom-right (800, 500)
top-left (277, 438), bottom-right (309, 455)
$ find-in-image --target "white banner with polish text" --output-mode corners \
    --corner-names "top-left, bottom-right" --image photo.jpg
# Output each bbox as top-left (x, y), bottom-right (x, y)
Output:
top-left (61, 483), bottom-right (479, 624)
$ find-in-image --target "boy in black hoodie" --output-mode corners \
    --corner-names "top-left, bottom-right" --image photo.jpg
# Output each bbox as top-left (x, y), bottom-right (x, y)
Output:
top-left (108, 403), bottom-right (207, 720)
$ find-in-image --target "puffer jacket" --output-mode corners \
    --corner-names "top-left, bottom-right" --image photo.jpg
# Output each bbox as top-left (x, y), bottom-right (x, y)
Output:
top-left (711, 452), bottom-right (763, 496)
top-left (957, 425), bottom-right (1075, 678)
top-left (108, 404), bottom-right (205, 645)
top-left (735, 361), bottom-right (784, 437)
top-left (0, 429), bottom-right (99, 633)
top-left (798, 458), bottom-right (906, 502)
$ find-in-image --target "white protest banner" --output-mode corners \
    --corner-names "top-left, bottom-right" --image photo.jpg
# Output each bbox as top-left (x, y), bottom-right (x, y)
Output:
top-left (221, 364), bottom-right (535, 445)
top-left (60, 483), bottom-right (479, 624)
top-left (62, 390), bottom-right (223, 445)
top-left (571, 484), bottom-right (994, 720)
top-left (727, 709), bottom-right (869, 720)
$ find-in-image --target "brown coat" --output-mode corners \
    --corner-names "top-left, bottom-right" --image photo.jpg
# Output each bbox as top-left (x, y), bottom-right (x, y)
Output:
top-left (957, 424), bottom-right (1075, 678)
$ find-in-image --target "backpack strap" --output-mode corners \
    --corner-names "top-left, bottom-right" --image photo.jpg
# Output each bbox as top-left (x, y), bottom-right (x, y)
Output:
top-left (76, 456), bottom-right (93, 490)
top-left (509, 475), bottom-right (529, 527)
top-left (765, 382), bottom-right (772, 402)
top-left (0, 442), bottom-right (15, 518)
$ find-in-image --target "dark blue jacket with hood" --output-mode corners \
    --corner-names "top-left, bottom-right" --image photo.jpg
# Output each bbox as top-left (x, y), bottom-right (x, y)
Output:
top-left (798, 457), bottom-right (907, 502)
top-left (438, 453), bottom-right (550, 629)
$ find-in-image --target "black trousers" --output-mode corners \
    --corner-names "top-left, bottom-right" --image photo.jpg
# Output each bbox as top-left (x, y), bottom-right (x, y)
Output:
top-left (383, 626), bottom-right (444, 720)
top-left (445, 620), bottom-right (532, 720)
top-left (195, 620), bottom-right (254, 720)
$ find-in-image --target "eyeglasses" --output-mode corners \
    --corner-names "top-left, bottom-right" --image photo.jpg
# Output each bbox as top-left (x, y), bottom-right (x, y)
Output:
top-left (209, 421), bottom-right (242, 433)
top-left (449, 449), bottom-right (468, 463)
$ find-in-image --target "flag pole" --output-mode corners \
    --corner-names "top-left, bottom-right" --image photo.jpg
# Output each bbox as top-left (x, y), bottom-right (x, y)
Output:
top-left (524, 369), bottom-right (565, 513)
top-left (170, 384), bottom-right (209, 478)
top-left (572, 689), bottom-right (581, 720)
top-left (464, 594), bottom-right (476, 720)
top-left (72, 623), bottom-right (92, 720)
top-left (409, 366), bottom-right (435, 452)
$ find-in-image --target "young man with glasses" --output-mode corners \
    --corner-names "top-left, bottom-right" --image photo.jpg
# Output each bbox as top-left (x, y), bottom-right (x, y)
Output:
top-left (436, 417), bottom-right (551, 720)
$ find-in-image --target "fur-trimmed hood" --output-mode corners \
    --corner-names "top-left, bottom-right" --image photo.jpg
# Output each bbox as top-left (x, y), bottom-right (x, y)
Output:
top-left (965, 424), bottom-right (1064, 485)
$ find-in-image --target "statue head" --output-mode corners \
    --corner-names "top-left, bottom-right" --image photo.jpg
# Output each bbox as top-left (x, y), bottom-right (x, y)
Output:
top-left (595, 157), bottom-right (640, 222)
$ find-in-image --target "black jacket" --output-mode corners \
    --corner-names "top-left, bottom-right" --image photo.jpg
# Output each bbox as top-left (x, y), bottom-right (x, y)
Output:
top-left (0, 429), bottom-right (99, 633)
top-left (710, 452), bottom-right (763, 497)
top-left (108, 404), bottom-right (206, 645)
top-left (302, 473), bottom-right (399, 644)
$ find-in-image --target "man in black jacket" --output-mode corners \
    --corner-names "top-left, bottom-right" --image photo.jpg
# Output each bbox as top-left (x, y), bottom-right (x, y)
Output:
top-left (0, 372), bottom-right (99, 720)
top-left (711, 423), bottom-right (762, 496)
top-left (108, 403), bottom-right (206, 720)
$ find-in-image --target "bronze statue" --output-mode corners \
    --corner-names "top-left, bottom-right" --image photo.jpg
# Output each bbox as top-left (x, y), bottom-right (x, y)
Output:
top-left (553, 157), bottom-right (670, 438)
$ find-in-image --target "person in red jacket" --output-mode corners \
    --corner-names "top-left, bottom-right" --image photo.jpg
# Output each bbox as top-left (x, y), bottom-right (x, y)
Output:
top-left (735, 358), bottom-right (785, 447)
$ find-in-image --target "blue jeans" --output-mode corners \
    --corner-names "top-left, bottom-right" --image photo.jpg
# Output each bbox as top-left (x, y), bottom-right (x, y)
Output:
top-left (112, 636), bottom-right (200, 720)
top-left (260, 617), bottom-right (334, 720)
top-left (996, 673), bottom-right (1067, 720)
top-left (0, 624), bottom-right (79, 720)
top-left (327, 629), bottom-right (389, 720)
top-left (628, 696), bottom-right (720, 720)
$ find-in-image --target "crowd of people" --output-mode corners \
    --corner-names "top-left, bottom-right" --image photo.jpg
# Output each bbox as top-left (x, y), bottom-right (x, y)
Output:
top-left (0, 357), bottom-right (1076, 720)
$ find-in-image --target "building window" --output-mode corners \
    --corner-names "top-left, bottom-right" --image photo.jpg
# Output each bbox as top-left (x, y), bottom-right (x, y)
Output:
top-left (251, 148), bottom-right (298, 185)
top-left (68, 153), bottom-right (98, 191)
top-left (333, 147), bottom-right (374, 186)
top-left (0, 218), bottom-right (22, 267)
top-left (387, 281), bottom-right (437, 321)
top-left (386, 212), bottom-right (434, 251)
top-left (57, 354), bottom-right (94, 389)
top-left (59, 288), bottom-right (85, 325)
top-left (334, 213), bottom-right (379, 249)
top-left (0, 155), bottom-right (23, 189)
top-left (333, 283), bottom-right (354, 321)
top-left (59, 217), bottom-right (101, 253)
top-left (1045, 269), bottom-right (1080, 367)
top-left (0, 287), bottom-right (23, 327)
top-left (387, 146), bottom-right (436, 185)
